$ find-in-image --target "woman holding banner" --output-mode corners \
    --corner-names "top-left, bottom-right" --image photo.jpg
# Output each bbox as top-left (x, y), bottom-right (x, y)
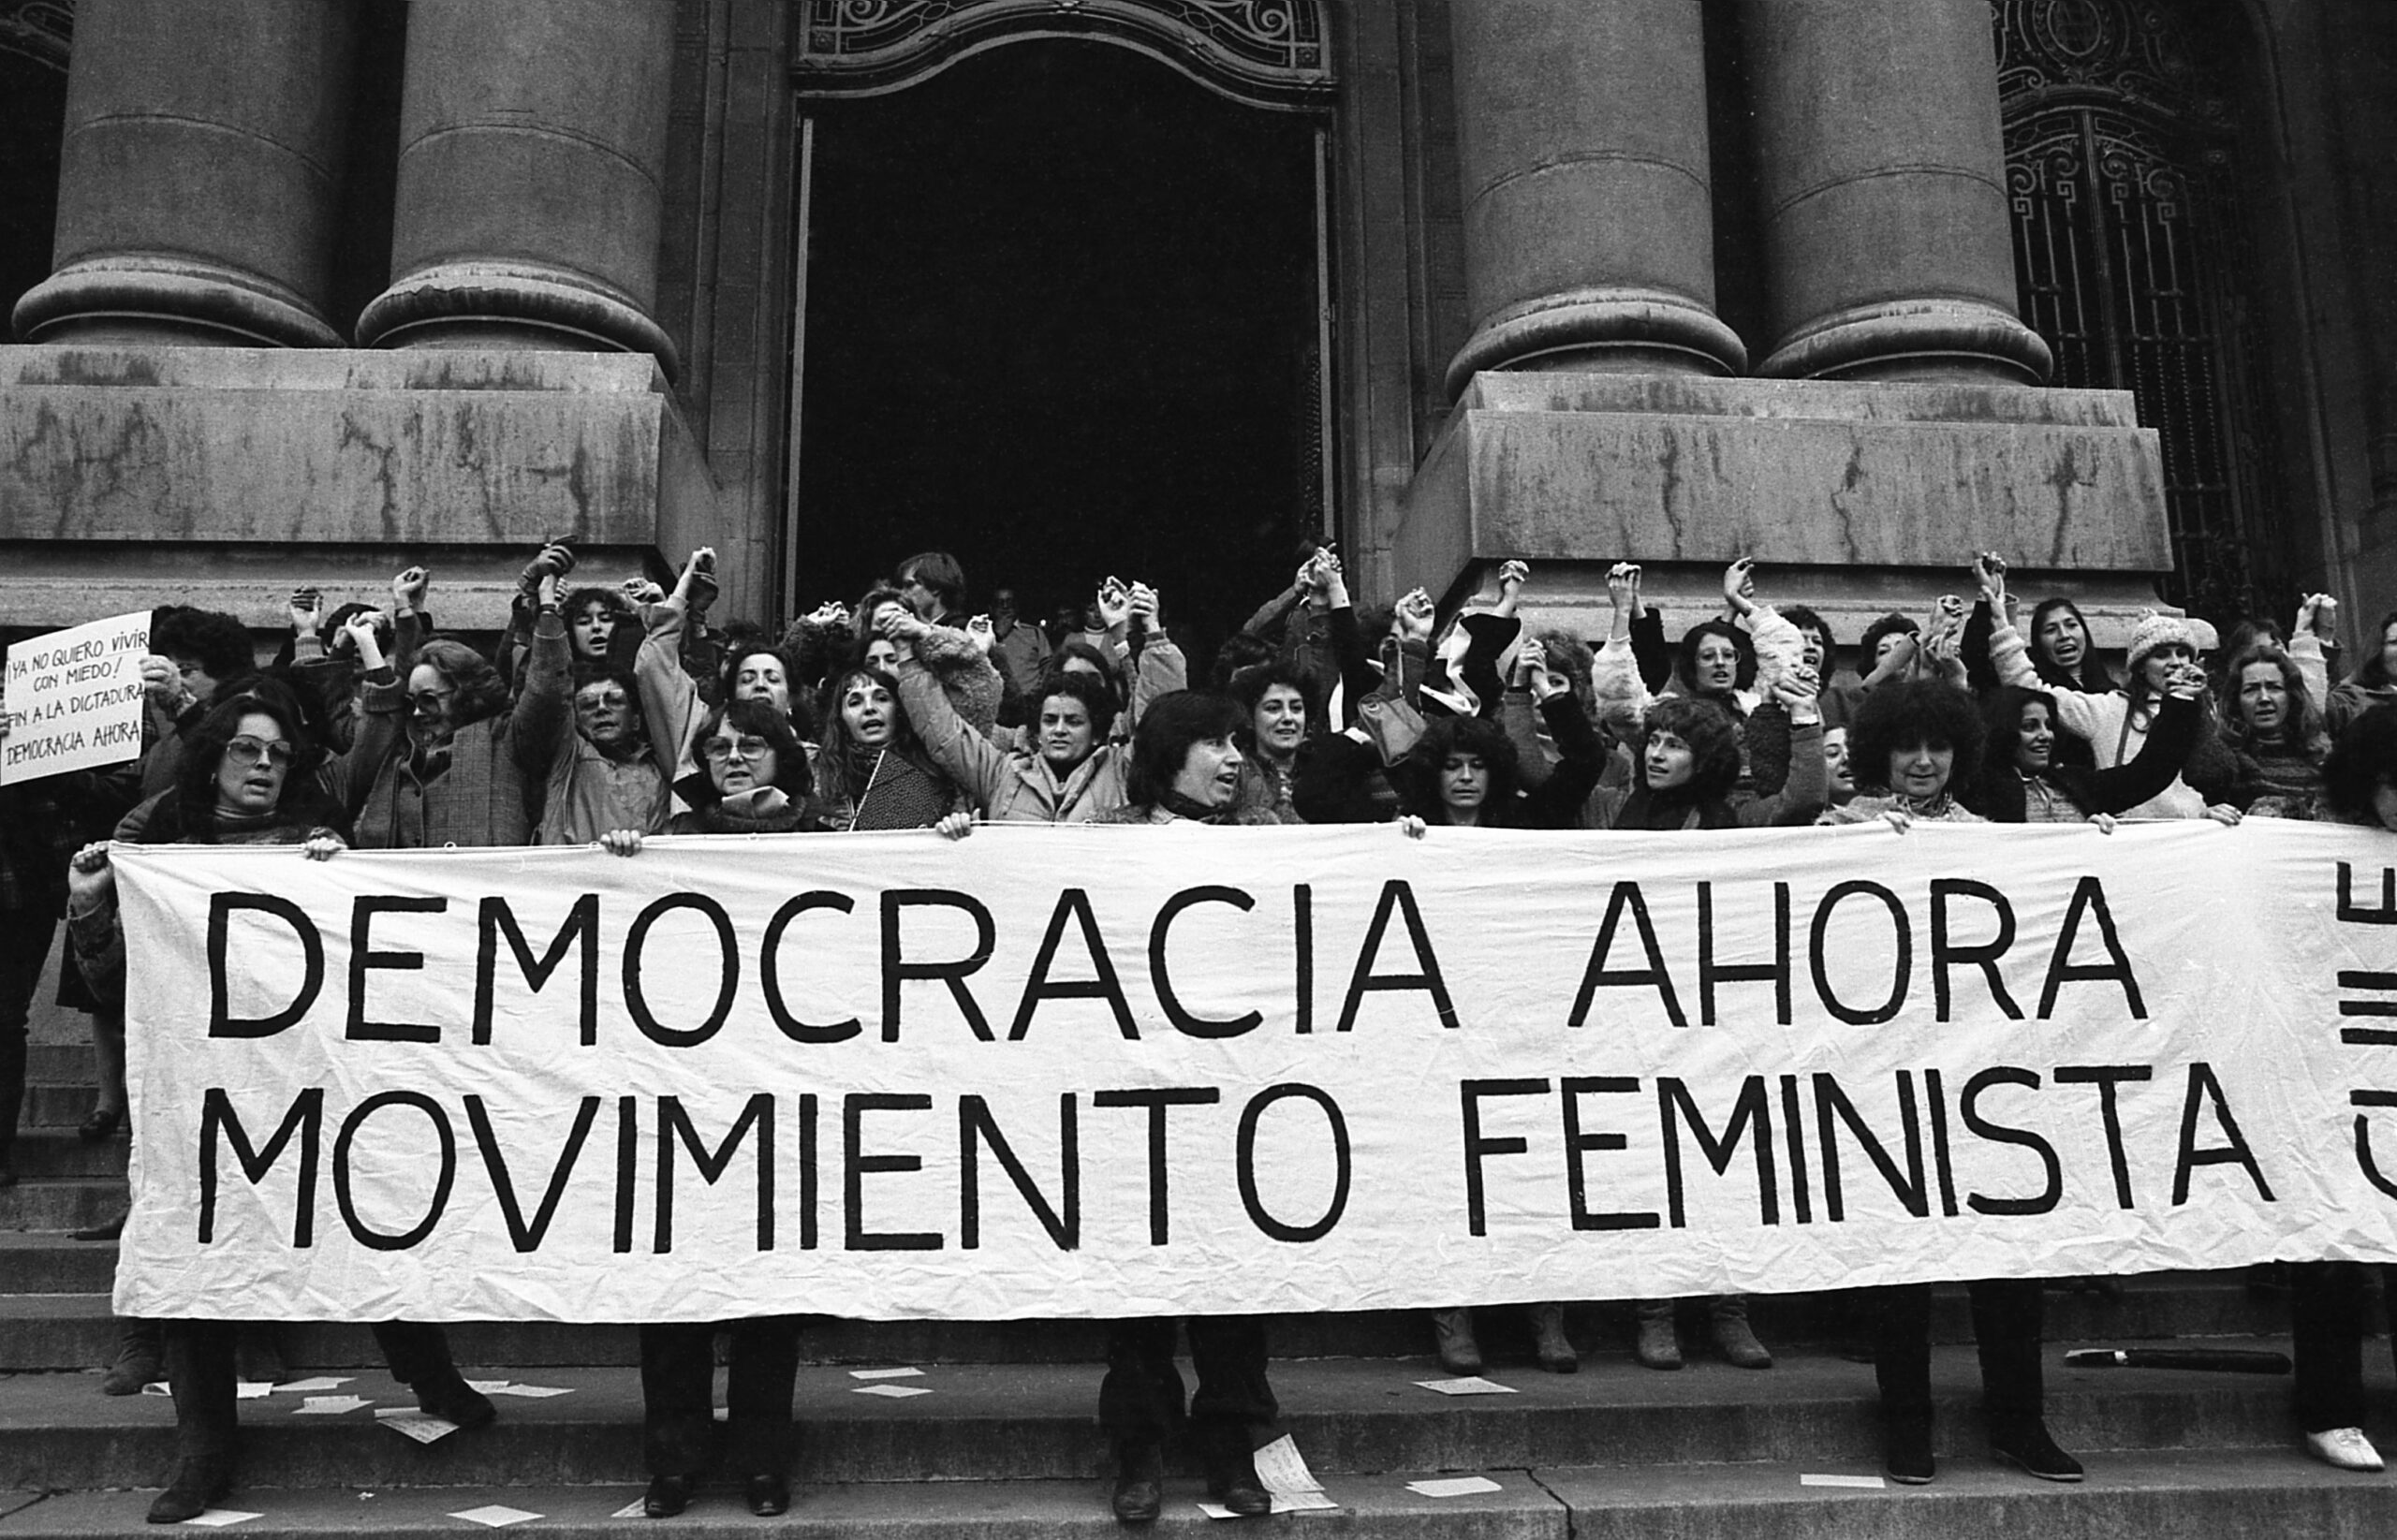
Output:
top-left (2282, 704), bottom-right (2397, 1471)
top-left (1816, 679), bottom-right (2081, 1485)
top-left (596, 699), bottom-right (816, 1517)
top-left (63, 667), bottom-right (496, 1523)
top-left (1090, 691), bottom-right (1281, 1521)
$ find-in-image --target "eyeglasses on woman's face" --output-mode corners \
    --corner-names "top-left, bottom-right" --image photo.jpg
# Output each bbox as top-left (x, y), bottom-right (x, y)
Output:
top-left (223, 735), bottom-right (296, 770)
top-left (702, 734), bottom-right (771, 764)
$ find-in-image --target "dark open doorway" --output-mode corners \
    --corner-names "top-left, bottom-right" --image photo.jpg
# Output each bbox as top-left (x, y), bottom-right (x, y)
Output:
top-left (793, 40), bottom-right (1326, 675)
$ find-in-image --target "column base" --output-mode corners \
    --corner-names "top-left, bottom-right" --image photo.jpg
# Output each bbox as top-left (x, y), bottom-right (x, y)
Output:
top-left (0, 345), bottom-right (723, 628)
top-left (1394, 371), bottom-right (2172, 644)
top-left (1758, 299), bottom-right (2053, 385)
top-left (357, 261), bottom-right (681, 379)
top-left (1445, 287), bottom-right (1747, 397)
top-left (11, 256), bottom-right (343, 349)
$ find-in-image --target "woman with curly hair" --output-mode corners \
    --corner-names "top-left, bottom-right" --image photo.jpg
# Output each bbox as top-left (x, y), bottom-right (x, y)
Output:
top-left (1819, 677), bottom-right (1988, 827)
top-left (1815, 676), bottom-right (2081, 1487)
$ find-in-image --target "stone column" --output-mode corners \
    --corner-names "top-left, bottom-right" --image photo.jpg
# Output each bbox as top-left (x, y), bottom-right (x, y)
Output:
top-left (356, 0), bottom-right (679, 373)
top-left (1443, 0), bottom-right (1743, 394)
top-left (1740, 0), bottom-right (2051, 383)
top-left (10, 0), bottom-right (353, 347)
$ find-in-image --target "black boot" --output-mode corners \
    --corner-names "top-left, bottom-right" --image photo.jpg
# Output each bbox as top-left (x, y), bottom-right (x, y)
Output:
top-left (1110, 1440), bottom-right (1164, 1524)
top-left (146, 1457), bottom-right (232, 1524)
top-left (413, 1369), bottom-right (496, 1430)
top-left (1199, 1424), bottom-right (1270, 1518)
top-left (101, 1319), bottom-right (163, 1397)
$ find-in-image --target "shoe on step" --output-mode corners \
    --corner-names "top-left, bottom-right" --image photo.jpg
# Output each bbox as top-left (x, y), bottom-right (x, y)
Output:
top-left (1709, 1298), bottom-right (1773, 1370)
top-left (1991, 1422), bottom-right (2083, 1482)
top-left (146, 1458), bottom-right (231, 1524)
top-left (1111, 1441), bottom-right (1164, 1524)
top-left (2306, 1427), bottom-right (2385, 1473)
top-left (744, 1473), bottom-right (790, 1517)
top-left (1431, 1308), bottom-right (1482, 1375)
top-left (1885, 1419), bottom-right (1935, 1485)
top-left (1528, 1302), bottom-right (1577, 1373)
top-left (643, 1474), bottom-right (695, 1518)
top-left (415, 1373), bottom-right (496, 1430)
top-left (1634, 1302), bottom-right (1683, 1371)
top-left (1200, 1427), bottom-right (1271, 1518)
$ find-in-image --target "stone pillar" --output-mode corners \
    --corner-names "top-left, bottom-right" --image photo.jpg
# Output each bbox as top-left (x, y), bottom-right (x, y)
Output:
top-left (1741, 0), bottom-right (2051, 383)
top-left (10, 0), bottom-right (353, 347)
top-left (1443, 0), bottom-right (1743, 394)
top-left (357, 0), bottom-right (679, 373)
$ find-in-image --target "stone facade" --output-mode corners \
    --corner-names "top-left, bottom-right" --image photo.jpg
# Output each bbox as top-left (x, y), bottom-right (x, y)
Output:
top-left (0, 0), bottom-right (2390, 642)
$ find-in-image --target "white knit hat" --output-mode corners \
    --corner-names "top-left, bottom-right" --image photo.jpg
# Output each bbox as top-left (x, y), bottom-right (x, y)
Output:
top-left (2124, 609), bottom-right (2197, 671)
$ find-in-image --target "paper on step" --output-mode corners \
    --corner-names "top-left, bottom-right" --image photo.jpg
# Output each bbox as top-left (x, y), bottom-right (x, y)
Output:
top-left (234, 1381), bottom-right (272, 1400)
top-left (610, 1499), bottom-right (649, 1518)
top-left (293, 1395), bottom-right (373, 1415)
top-left (272, 1376), bottom-right (352, 1394)
top-left (851, 1383), bottom-right (933, 1399)
top-left (1197, 1493), bottom-right (1340, 1518)
top-left (1408, 1475), bottom-right (1504, 1497)
top-left (849, 1366), bottom-right (926, 1379)
top-left (178, 1511), bottom-right (262, 1528)
top-left (141, 1382), bottom-right (170, 1397)
top-left (1252, 1434), bottom-right (1325, 1495)
top-left (1800, 1473), bottom-right (1887, 1489)
top-left (449, 1503), bottom-right (542, 1528)
top-left (485, 1384), bottom-right (574, 1399)
top-left (1414, 1376), bottom-right (1517, 1396)
top-left (375, 1411), bottom-right (460, 1444)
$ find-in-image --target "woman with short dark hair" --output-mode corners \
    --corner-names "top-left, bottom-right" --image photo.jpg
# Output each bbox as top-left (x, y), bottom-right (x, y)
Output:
top-left (596, 701), bottom-right (814, 1516)
top-left (1088, 691), bottom-right (1279, 1522)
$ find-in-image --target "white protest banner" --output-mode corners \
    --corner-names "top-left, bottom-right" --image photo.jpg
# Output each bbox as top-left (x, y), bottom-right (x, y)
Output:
top-left (1, 610), bottom-right (151, 785)
top-left (109, 821), bottom-right (2397, 1322)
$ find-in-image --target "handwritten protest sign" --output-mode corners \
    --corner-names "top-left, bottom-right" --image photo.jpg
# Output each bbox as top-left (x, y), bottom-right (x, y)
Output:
top-left (105, 821), bottom-right (2397, 1322)
top-left (2, 611), bottom-right (151, 785)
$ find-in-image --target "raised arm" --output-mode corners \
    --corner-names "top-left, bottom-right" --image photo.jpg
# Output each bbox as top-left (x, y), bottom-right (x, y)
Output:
top-left (883, 613), bottom-right (1014, 812)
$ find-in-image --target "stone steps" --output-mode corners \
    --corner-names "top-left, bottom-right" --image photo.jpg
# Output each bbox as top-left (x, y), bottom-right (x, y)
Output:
top-left (22, 1046), bottom-right (92, 1087)
top-left (4, 1131), bottom-right (127, 1180)
top-left (0, 1179), bottom-right (122, 1233)
top-left (17, 1085), bottom-right (100, 1129)
top-left (0, 1270), bottom-right (2314, 1374)
top-left (0, 1344), bottom-right (2375, 1492)
top-left (5, 1456), bottom-right (2397, 1539)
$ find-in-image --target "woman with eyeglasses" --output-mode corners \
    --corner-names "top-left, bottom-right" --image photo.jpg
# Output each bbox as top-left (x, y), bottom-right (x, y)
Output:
top-left (328, 573), bottom-right (573, 848)
top-left (592, 699), bottom-right (814, 1517)
top-left (62, 681), bottom-right (495, 1522)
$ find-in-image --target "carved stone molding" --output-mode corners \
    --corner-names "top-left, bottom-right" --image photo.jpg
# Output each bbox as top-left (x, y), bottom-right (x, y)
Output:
top-left (793, 0), bottom-right (1332, 109)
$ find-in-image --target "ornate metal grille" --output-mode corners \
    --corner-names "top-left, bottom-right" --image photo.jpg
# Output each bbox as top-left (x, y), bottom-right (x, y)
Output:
top-left (795, 0), bottom-right (1331, 109)
top-left (1995, 0), bottom-right (2282, 619)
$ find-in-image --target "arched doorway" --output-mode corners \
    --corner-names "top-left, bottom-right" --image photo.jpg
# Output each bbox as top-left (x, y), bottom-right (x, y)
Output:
top-left (1995, 0), bottom-right (2287, 622)
top-left (787, 8), bottom-right (1334, 671)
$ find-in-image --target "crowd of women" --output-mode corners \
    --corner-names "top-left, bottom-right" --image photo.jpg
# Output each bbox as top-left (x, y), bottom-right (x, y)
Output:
top-left (7, 535), bottom-right (2397, 1521)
